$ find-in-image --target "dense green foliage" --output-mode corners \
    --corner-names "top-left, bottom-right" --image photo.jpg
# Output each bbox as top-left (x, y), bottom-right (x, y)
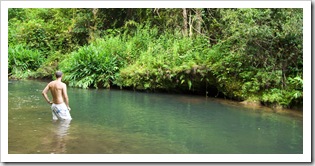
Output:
top-left (59, 37), bottom-right (126, 88)
top-left (8, 8), bottom-right (303, 108)
top-left (8, 44), bottom-right (44, 78)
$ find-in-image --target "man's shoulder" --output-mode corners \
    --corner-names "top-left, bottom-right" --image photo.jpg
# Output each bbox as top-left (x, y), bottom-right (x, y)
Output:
top-left (48, 81), bottom-right (54, 86)
top-left (61, 82), bottom-right (67, 87)
top-left (49, 80), bottom-right (57, 85)
top-left (48, 80), bottom-right (64, 87)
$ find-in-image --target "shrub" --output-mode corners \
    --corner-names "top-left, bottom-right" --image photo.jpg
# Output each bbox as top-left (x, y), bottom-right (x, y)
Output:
top-left (59, 37), bottom-right (125, 88)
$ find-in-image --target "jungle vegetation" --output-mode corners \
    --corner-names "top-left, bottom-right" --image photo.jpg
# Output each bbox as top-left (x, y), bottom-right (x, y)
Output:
top-left (8, 8), bottom-right (303, 108)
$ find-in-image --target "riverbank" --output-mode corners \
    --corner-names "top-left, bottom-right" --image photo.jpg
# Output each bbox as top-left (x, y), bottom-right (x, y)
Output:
top-left (114, 83), bottom-right (303, 116)
top-left (227, 98), bottom-right (302, 118)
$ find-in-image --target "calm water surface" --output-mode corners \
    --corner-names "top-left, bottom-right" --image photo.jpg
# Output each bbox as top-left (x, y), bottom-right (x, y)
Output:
top-left (8, 80), bottom-right (303, 154)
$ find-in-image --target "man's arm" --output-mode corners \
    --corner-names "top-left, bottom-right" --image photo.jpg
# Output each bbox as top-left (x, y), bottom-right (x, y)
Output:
top-left (62, 83), bottom-right (71, 111)
top-left (42, 83), bottom-right (52, 104)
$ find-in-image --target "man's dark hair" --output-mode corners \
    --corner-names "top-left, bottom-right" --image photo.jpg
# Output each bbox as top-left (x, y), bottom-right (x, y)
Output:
top-left (55, 71), bottom-right (63, 78)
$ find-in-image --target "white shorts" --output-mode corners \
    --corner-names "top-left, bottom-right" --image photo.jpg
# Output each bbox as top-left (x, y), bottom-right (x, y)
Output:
top-left (51, 103), bottom-right (72, 120)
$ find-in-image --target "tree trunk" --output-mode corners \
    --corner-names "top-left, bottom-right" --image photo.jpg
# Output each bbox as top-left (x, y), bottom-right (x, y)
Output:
top-left (89, 8), bottom-right (99, 42)
top-left (182, 8), bottom-right (188, 36)
top-left (281, 62), bottom-right (287, 89)
top-left (189, 10), bottom-right (193, 37)
top-left (195, 8), bottom-right (202, 34)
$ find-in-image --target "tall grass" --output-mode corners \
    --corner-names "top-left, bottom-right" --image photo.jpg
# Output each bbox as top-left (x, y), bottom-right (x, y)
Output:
top-left (117, 30), bottom-right (215, 92)
top-left (59, 37), bottom-right (125, 88)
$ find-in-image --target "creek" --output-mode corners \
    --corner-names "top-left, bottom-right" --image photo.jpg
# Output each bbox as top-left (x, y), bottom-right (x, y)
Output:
top-left (8, 80), bottom-right (302, 154)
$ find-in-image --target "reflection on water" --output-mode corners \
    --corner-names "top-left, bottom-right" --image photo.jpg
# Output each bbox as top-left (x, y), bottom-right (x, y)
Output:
top-left (8, 80), bottom-right (303, 154)
top-left (50, 120), bottom-right (71, 154)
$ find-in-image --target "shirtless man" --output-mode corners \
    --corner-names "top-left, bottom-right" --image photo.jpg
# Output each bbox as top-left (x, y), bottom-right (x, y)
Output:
top-left (42, 71), bottom-right (72, 120)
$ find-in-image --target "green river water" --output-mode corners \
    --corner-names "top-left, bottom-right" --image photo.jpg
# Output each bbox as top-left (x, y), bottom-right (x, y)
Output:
top-left (8, 80), bottom-right (302, 154)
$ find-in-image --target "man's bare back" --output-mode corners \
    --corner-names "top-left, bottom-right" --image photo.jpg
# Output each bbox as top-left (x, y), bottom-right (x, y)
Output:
top-left (42, 71), bottom-right (71, 111)
top-left (48, 80), bottom-right (67, 104)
